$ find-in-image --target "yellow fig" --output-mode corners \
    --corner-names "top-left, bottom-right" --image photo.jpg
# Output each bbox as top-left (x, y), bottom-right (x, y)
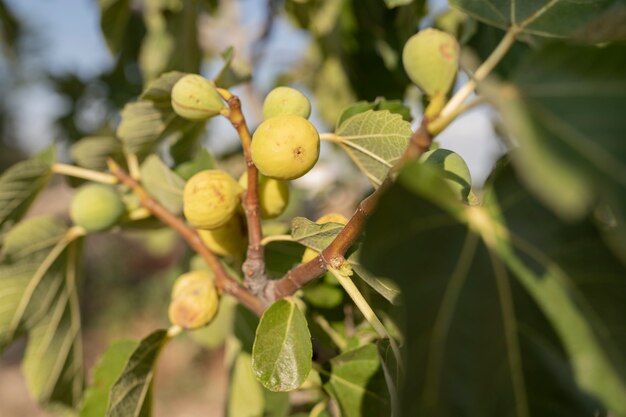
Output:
top-left (168, 270), bottom-right (220, 330)
top-left (70, 184), bottom-right (124, 232)
top-left (251, 115), bottom-right (320, 180)
top-left (301, 213), bottom-right (349, 263)
top-left (402, 28), bottom-right (459, 97)
top-left (198, 214), bottom-right (247, 258)
top-left (183, 170), bottom-right (243, 229)
top-left (238, 172), bottom-right (289, 219)
top-left (262, 86), bottom-right (311, 120)
top-left (171, 74), bottom-right (225, 121)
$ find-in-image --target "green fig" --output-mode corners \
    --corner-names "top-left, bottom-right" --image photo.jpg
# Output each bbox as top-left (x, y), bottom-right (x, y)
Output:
top-left (171, 74), bottom-right (225, 121)
top-left (168, 270), bottom-right (220, 330)
top-left (262, 86), bottom-right (311, 120)
top-left (183, 170), bottom-right (243, 230)
top-left (70, 184), bottom-right (124, 232)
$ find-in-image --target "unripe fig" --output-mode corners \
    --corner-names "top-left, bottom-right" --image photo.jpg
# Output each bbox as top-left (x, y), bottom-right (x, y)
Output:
top-left (420, 148), bottom-right (472, 201)
top-left (198, 214), bottom-right (247, 258)
top-left (239, 172), bottom-right (290, 219)
top-left (402, 28), bottom-right (459, 96)
top-left (171, 74), bottom-right (225, 121)
top-left (251, 115), bottom-right (320, 180)
top-left (183, 170), bottom-right (243, 229)
top-left (301, 213), bottom-right (349, 263)
top-left (168, 270), bottom-right (220, 330)
top-left (70, 184), bottom-right (124, 232)
top-left (262, 86), bottom-right (311, 120)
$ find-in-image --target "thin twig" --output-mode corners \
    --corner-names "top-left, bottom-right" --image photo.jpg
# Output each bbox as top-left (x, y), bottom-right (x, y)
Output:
top-left (51, 163), bottom-right (118, 184)
top-left (107, 159), bottom-right (265, 316)
top-left (220, 93), bottom-right (269, 299)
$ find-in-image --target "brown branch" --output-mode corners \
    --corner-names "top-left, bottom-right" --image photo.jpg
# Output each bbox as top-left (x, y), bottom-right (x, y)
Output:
top-left (268, 120), bottom-right (433, 300)
top-left (107, 159), bottom-right (266, 316)
top-left (222, 94), bottom-right (268, 299)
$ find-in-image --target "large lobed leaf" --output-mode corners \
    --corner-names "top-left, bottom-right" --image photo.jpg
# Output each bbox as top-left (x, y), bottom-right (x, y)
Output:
top-left (361, 161), bottom-right (626, 417)
top-left (487, 42), bottom-right (626, 262)
top-left (0, 147), bottom-right (55, 244)
top-left (321, 344), bottom-right (390, 417)
top-left (450, 0), bottom-right (626, 41)
top-left (0, 216), bottom-right (84, 410)
top-left (252, 299), bottom-right (312, 392)
top-left (334, 110), bottom-right (412, 187)
top-left (105, 330), bottom-right (169, 417)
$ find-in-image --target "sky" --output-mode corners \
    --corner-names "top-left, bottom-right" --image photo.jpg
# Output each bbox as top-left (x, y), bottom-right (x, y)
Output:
top-left (2, 0), bottom-right (503, 186)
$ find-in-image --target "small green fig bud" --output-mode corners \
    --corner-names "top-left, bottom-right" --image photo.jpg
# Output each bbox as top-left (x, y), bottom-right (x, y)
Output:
top-left (198, 214), bottom-right (247, 258)
top-left (171, 74), bottom-right (225, 121)
top-left (402, 28), bottom-right (459, 97)
top-left (262, 86), bottom-right (312, 120)
top-left (251, 115), bottom-right (320, 180)
top-left (168, 270), bottom-right (220, 330)
top-left (420, 148), bottom-right (472, 201)
top-left (239, 172), bottom-right (290, 219)
top-left (183, 170), bottom-right (243, 229)
top-left (70, 184), bottom-right (124, 232)
top-left (301, 213), bottom-right (349, 263)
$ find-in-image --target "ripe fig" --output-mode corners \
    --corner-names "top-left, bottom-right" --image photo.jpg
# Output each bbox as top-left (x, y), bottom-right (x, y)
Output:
top-left (239, 172), bottom-right (290, 219)
top-left (301, 213), bottom-right (349, 263)
top-left (171, 74), bottom-right (225, 121)
top-left (420, 148), bottom-right (472, 201)
top-left (402, 28), bottom-right (459, 96)
top-left (251, 115), bottom-right (320, 180)
top-left (262, 86), bottom-right (311, 120)
top-left (183, 170), bottom-right (243, 229)
top-left (198, 214), bottom-right (247, 258)
top-left (70, 184), bottom-right (124, 232)
top-left (168, 270), bottom-right (220, 330)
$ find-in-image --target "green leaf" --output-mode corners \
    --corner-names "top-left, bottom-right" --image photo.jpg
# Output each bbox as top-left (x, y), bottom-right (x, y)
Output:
top-left (322, 344), bottom-right (390, 417)
top-left (0, 148), bottom-right (55, 243)
top-left (139, 155), bottom-right (185, 214)
top-left (290, 217), bottom-right (344, 251)
top-left (228, 351), bottom-right (265, 417)
top-left (0, 216), bottom-right (85, 409)
top-left (174, 148), bottom-right (216, 181)
top-left (348, 252), bottom-right (401, 305)
top-left (71, 136), bottom-right (123, 171)
top-left (450, 0), bottom-right (625, 41)
top-left (117, 71), bottom-right (195, 159)
top-left (214, 47), bottom-right (252, 89)
top-left (336, 98), bottom-right (412, 129)
top-left (105, 329), bottom-right (169, 417)
top-left (486, 43), bottom-right (626, 260)
top-left (334, 110), bottom-right (412, 187)
top-left (99, 0), bottom-right (131, 54)
top-left (361, 161), bottom-right (626, 416)
top-left (80, 340), bottom-right (139, 417)
top-left (252, 299), bottom-right (312, 392)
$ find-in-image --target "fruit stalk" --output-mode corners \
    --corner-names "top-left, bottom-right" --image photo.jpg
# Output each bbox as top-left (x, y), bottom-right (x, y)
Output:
top-left (269, 122), bottom-right (433, 299)
top-left (221, 93), bottom-right (269, 297)
top-left (107, 159), bottom-right (265, 316)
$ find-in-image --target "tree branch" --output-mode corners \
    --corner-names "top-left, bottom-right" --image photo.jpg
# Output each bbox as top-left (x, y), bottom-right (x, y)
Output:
top-left (268, 120), bottom-right (433, 299)
top-left (107, 159), bottom-right (266, 316)
top-left (221, 93), bottom-right (269, 299)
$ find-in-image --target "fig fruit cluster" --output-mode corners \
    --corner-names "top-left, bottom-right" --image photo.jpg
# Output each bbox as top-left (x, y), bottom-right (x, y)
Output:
top-left (252, 87), bottom-right (320, 181)
top-left (168, 270), bottom-right (220, 330)
top-left (70, 184), bottom-right (124, 232)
